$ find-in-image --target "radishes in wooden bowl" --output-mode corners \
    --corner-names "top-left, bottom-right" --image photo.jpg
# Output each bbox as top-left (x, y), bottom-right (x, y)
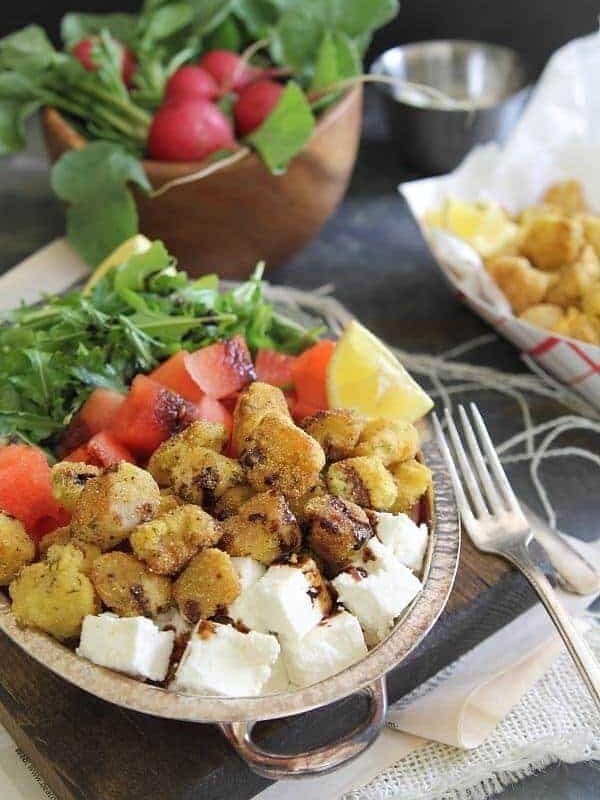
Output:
top-left (0, 1), bottom-right (400, 277)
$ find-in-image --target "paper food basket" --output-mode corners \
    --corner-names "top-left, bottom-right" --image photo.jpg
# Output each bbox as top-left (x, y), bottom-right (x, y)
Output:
top-left (401, 32), bottom-right (600, 409)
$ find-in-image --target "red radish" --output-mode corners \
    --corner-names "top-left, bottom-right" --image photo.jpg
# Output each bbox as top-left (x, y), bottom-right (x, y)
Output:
top-left (57, 387), bottom-right (125, 457)
top-left (234, 80), bottom-right (283, 136)
top-left (199, 49), bottom-right (258, 92)
top-left (147, 99), bottom-right (236, 162)
top-left (185, 335), bottom-right (255, 399)
top-left (165, 65), bottom-right (219, 102)
top-left (255, 348), bottom-right (296, 387)
top-left (86, 431), bottom-right (135, 467)
top-left (0, 444), bottom-right (69, 539)
top-left (291, 340), bottom-right (335, 410)
top-left (72, 37), bottom-right (137, 87)
top-left (111, 375), bottom-right (198, 455)
top-left (150, 351), bottom-right (205, 403)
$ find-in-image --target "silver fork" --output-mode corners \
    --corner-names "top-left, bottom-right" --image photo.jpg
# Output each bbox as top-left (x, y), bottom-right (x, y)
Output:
top-left (433, 402), bottom-right (600, 710)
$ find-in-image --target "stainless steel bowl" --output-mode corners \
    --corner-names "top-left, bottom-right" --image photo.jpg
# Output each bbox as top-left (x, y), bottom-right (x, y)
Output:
top-left (371, 40), bottom-right (531, 175)
top-left (0, 441), bottom-right (459, 779)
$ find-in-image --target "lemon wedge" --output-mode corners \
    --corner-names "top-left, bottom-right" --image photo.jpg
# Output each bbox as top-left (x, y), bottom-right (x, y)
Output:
top-left (425, 198), bottom-right (518, 257)
top-left (327, 321), bottom-right (434, 423)
top-left (82, 234), bottom-right (153, 295)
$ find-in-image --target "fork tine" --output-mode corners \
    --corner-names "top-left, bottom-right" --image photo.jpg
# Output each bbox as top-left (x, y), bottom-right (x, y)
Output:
top-left (469, 402), bottom-right (522, 514)
top-left (443, 408), bottom-right (488, 518)
top-left (432, 413), bottom-right (475, 527)
top-left (458, 405), bottom-right (505, 514)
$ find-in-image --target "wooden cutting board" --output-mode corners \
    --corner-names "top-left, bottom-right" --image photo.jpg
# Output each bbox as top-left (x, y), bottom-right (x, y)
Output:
top-left (0, 543), bottom-right (531, 800)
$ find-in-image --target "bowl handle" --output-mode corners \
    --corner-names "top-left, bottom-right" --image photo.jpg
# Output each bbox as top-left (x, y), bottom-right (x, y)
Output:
top-left (218, 676), bottom-right (387, 780)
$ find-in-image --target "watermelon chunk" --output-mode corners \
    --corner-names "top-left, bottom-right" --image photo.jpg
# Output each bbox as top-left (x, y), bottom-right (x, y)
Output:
top-left (112, 375), bottom-right (198, 456)
top-left (0, 444), bottom-right (69, 540)
top-left (87, 431), bottom-right (135, 467)
top-left (255, 349), bottom-right (296, 388)
top-left (290, 340), bottom-right (335, 410)
top-left (291, 398), bottom-right (322, 423)
top-left (150, 351), bottom-right (205, 403)
top-left (193, 395), bottom-right (233, 435)
top-left (63, 445), bottom-right (94, 464)
top-left (186, 335), bottom-right (255, 399)
top-left (58, 388), bottom-right (125, 456)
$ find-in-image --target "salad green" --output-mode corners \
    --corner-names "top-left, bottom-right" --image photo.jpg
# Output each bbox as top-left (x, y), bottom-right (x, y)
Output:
top-left (0, 242), bottom-right (322, 448)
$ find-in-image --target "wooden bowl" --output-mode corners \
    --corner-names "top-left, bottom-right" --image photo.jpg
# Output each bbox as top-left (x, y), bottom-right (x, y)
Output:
top-left (41, 87), bottom-right (363, 279)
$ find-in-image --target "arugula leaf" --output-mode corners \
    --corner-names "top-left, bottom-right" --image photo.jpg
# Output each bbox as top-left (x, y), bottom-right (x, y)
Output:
top-left (0, 253), bottom-right (321, 448)
top-left (113, 241), bottom-right (172, 292)
top-left (0, 25), bottom-right (57, 72)
top-left (60, 13), bottom-right (139, 48)
top-left (246, 81), bottom-right (315, 173)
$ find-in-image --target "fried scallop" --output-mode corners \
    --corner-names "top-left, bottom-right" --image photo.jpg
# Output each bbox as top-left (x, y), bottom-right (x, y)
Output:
top-left (304, 494), bottom-right (373, 572)
top-left (172, 449), bottom-right (246, 508)
top-left (389, 459), bottom-right (432, 513)
top-left (9, 544), bottom-right (100, 640)
top-left (130, 504), bottom-right (222, 575)
top-left (301, 409), bottom-right (364, 461)
top-left (173, 548), bottom-right (240, 623)
top-left (0, 513), bottom-right (35, 585)
top-left (353, 418), bottom-right (419, 465)
top-left (520, 213), bottom-right (584, 271)
top-left (51, 461), bottom-right (101, 512)
top-left (219, 490), bottom-right (301, 565)
top-left (542, 179), bottom-right (587, 216)
top-left (327, 456), bottom-right (397, 511)
top-left (212, 483), bottom-right (256, 520)
top-left (232, 381), bottom-right (291, 454)
top-left (240, 414), bottom-right (325, 499)
top-left (484, 255), bottom-right (554, 314)
top-left (70, 462), bottom-right (161, 551)
top-left (147, 420), bottom-right (229, 487)
top-left (91, 551), bottom-right (172, 618)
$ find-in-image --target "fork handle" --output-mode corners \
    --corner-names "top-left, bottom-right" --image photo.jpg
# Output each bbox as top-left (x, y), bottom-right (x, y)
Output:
top-left (505, 541), bottom-right (600, 711)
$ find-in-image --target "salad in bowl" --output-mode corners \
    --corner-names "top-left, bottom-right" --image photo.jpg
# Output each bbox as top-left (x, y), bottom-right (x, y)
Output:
top-left (0, 237), bottom-right (442, 700)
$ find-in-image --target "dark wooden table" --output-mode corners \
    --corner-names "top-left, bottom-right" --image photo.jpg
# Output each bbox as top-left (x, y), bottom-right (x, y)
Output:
top-left (0, 97), bottom-right (598, 798)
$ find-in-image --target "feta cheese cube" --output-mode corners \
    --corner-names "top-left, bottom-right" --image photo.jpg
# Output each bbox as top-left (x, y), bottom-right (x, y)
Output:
top-left (231, 556), bottom-right (267, 589)
top-left (77, 613), bottom-right (174, 681)
top-left (333, 538), bottom-right (422, 645)
top-left (263, 655), bottom-right (292, 693)
top-left (254, 563), bottom-right (325, 642)
top-left (228, 557), bottom-right (267, 632)
top-left (171, 621), bottom-right (280, 697)
top-left (373, 512), bottom-right (429, 573)
top-left (155, 607), bottom-right (193, 637)
top-left (282, 611), bottom-right (367, 688)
